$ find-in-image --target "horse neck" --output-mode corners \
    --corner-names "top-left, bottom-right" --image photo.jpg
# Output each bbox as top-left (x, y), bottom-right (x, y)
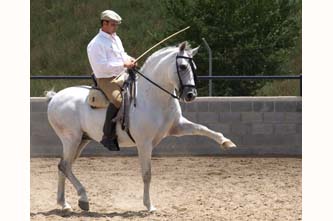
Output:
top-left (137, 52), bottom-right (178, 108)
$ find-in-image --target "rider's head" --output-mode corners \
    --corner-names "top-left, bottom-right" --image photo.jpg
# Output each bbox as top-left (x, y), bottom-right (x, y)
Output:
top-left (100, 10), bottom-right (122, 35)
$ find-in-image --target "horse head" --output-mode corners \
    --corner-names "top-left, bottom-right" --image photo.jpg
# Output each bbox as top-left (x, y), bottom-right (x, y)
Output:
top-left (140, 41), bottom-right (200, 102)
top-left (169, 41), bottom-right (200, 103)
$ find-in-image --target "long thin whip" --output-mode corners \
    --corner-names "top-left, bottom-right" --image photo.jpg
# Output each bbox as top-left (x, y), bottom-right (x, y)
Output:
top-left (134, 26), bottom-right (190, 63)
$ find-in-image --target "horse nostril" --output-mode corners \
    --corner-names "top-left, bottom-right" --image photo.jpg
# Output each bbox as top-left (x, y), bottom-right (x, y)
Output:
top-left (186, 92), bottom-right (194, 100)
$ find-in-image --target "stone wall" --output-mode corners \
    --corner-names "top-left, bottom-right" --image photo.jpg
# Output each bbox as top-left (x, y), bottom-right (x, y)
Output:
top-left (30, 97), bottom-right (302, 157)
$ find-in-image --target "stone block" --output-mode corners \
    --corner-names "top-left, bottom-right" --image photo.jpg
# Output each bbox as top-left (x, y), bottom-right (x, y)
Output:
top-left (252, 124), bottom-right (274, 135)
top-left (296, 123), bottom-right (302, 134)
top-left (31, 101), bottom-right (48, 113)
top-left (209, 102), bottom-right (230, 112)
top-left (296, 101), bottom-right (302, 112)
top-left (263, 112), bottom-right (285, 123)
top-left (253, 101), bottom-right (274, 112)
top-left (197, 101), bottom-right (209, 112)
top-left (296, 134), bottom-right (302, 146)
top-left (30, 112), bottom-right (62, 156)
top-left (275, 124), bottom-right (297, 135)
top-left (231, 123), bottom-right (251, 135)
top-left (275, 101), bottom-right (297, 112)
top-left (197, 112), bottom-right (219, 123)
top-left (185, 102), bottom-right (197, 112)
top-left (220, 112), bottom-right (241, 123)
top-left (224, 145), bottom-right (301, 156)
top-left (241, 112), bottom-right (263, 123)
top-left (230, 101), bottom-right (252, 112)
top-left (242, 134), bottom-right (300, 146)
top-left (284, 112), bottom-right (302, 123)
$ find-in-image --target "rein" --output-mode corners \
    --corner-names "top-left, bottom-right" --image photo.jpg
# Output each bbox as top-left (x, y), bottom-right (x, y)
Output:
top-left (131, 54), bottom-right (197, 101)
top-left (132, 67), bottom-right (180, 100)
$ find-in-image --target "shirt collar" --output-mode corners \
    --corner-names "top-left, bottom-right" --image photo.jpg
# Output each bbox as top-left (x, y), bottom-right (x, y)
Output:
top-left (99, 29), bottom-right (117, 40)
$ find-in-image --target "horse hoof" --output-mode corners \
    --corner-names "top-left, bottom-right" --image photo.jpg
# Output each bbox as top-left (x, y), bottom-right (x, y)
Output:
top-left (78, 200), bottom-right (90, 211)
top-left (63, 205), bottom-right (73, 213)
top-left (148, 205), bottom-right (157, 212)
top-left (222, 140), bottom-right (237, 149)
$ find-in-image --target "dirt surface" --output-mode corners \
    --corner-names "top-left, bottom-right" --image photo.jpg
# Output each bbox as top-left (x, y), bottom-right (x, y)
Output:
top-left (31, 157), bottom-right (301, 220)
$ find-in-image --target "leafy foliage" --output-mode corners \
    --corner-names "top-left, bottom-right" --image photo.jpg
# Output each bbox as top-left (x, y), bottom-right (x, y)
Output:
top-left (30, 0), bottom-right (301, 96)
top-left (163, 0), bottom-right (301, 95)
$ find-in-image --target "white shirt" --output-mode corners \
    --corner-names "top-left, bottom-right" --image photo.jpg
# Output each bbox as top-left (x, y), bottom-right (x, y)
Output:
top-left (87, 29), bottom-right (131, 78)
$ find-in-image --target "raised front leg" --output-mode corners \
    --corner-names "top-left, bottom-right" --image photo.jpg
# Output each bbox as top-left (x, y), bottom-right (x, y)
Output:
top-left (137, 142), bottom-right (156, 212)
top-left (170, 117), bottom-right (236, 149)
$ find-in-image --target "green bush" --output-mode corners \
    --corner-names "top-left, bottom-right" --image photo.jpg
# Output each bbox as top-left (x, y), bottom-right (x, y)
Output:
top-left (256, 79), bottom-right (300, 96)
top-left (163, 0), bottom-right (301, 96)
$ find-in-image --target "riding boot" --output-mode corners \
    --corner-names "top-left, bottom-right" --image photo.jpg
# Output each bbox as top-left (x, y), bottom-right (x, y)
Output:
top-left (100, 103), bottom-right (120, 151)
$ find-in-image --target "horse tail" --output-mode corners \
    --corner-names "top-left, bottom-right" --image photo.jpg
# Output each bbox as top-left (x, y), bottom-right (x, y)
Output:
top-left (44, 89), bottom-right (57, 103)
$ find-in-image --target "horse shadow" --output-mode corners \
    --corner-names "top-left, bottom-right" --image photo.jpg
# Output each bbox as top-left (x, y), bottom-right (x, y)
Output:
top-left (30, 209), bottom-right (152, 219)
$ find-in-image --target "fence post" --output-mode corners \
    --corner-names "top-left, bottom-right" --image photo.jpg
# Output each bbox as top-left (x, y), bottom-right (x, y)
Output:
top-left (299, 74), bottom-right (302, 97)
top-left (202, 38), bottom-right (212, 96)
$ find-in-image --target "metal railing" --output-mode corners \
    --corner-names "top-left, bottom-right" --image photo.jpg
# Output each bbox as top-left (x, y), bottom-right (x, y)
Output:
top-left (30, 74), bottom-right (302, 96)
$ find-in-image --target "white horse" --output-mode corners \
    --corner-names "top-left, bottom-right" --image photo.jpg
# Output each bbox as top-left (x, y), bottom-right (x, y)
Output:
top-left (46, 42), bottom-right (236, 213)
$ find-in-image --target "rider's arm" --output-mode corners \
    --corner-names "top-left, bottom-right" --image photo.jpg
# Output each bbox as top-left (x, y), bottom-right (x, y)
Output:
top-left (87, 42), bottom-right (124, 77)
top-left (115, 36), bottom-right (136, 68)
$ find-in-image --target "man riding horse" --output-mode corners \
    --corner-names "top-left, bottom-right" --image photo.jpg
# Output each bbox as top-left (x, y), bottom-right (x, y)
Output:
top-left (87, 10), bottom-right (136, 151)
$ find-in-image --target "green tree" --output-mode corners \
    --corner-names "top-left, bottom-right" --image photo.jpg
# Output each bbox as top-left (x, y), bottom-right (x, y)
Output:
top-left (163, 0), bottom-right (301, 96)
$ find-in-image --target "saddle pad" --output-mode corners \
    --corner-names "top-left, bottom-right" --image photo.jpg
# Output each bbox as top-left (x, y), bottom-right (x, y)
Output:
top-left (87, 88), bottom-right (109, 108)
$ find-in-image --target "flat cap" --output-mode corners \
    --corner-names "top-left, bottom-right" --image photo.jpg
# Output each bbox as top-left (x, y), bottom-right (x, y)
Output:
top-left (100, 10), bottom-right (122, 24)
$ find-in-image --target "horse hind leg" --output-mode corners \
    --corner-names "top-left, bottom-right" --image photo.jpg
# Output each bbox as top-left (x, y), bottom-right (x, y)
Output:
top-left (57, 136), bottom-right (90, 212)
top-left (57, 169), bottom-right (72, 212)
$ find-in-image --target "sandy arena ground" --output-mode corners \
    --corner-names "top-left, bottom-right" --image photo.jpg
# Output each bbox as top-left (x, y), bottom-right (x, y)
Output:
top-left (31, 157), bottom-right (301, 221)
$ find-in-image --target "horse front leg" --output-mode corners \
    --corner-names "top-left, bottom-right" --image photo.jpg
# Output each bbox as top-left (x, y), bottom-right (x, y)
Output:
top-left (170, 117), bottom-right (236, 149)
top-left (137, 142), bottom-right (156, 212)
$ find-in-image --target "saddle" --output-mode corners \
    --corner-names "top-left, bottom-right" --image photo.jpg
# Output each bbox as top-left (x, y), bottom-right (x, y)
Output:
top-left (87, 87), bottom-right (109, 108)
top-left (87, 70), bottom-right (138, 140)
top-left (87, 70), bottom-right (127, 109)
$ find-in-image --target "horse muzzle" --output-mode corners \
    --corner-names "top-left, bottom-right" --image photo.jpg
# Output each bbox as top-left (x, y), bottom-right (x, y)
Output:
top-left (181, 87), bottom-right (197, 103)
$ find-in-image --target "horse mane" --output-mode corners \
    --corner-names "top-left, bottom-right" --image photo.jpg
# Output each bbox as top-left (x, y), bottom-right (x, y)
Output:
top-left (141, 41), bottom-right (192, 70)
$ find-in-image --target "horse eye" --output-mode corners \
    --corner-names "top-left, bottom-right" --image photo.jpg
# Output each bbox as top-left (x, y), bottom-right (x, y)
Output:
top-left (179, 64), bottom-right (187, 71)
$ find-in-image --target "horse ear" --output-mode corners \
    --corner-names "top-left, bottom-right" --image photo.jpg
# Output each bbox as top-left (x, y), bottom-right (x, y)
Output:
top-left (179, 41), bottom-right (187, 51)
top-left (191, 46), bottom-right (200, 56)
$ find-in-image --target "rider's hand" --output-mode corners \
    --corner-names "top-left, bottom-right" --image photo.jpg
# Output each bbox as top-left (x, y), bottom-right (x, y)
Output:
top-left (130, 58), bottom-right (138, 67)
top-left (123, 59), bottom-right (136, 68)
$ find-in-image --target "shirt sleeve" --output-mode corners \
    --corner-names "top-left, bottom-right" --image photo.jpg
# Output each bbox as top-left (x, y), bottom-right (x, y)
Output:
top-left (116, 36), bottom-right (132, 61)
top-left (87, 42), bottom-right (124, 75)
top-left (123, 51), bottom-right (132, 61)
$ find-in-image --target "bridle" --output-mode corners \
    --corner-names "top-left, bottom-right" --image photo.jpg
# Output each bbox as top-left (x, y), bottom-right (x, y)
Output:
top-left (175, 55), bottom-right (197, 98)
top-left (132, 54), bottom-right (197, 100)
